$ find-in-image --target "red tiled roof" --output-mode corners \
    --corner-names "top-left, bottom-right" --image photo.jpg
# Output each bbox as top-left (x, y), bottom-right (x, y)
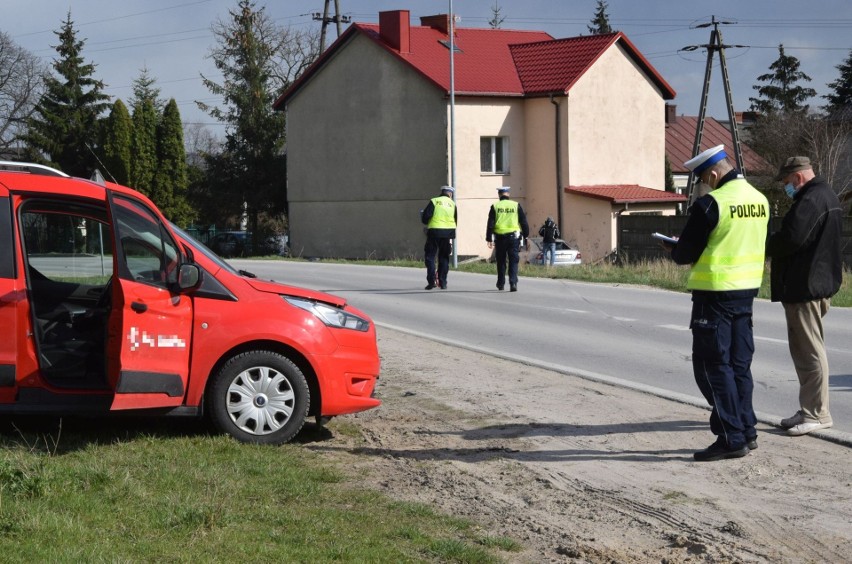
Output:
top-left (566, 185), bottom-right (686, 204)
top-left (511, 33), bottom-right (674, 98)
top-left (358, 24), bottom-right (553, 95)
top-left (276, 18), bottom-right (675, 107)
top-left (666, 115), bottom-right (772, 175)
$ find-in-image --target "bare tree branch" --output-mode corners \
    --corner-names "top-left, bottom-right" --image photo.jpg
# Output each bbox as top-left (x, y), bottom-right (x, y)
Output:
top-left (0, 31), bottom-right (47, 152)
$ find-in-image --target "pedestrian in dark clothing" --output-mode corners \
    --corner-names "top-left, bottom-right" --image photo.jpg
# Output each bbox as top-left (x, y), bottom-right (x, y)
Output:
top-left (538, 217), bottom-right (560, 266)
top-left (421, 185), bottom-right (457, 290)
top-left (486, 186), bottom-right (529, 292)
top-left (661, 145), bottom-right (769, 462)
top-left (767, 156), bottom-right (843, 436)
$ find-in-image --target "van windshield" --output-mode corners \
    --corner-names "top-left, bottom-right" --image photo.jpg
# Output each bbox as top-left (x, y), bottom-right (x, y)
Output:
top-left (169, 223), bottom-right (238, 275)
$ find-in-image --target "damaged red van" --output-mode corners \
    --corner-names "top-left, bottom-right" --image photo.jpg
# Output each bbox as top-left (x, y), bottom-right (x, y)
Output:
top-left (0, 162), bottom-right (380, 444)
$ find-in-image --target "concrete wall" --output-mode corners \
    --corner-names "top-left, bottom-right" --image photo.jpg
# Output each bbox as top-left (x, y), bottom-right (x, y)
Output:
top-left (286, 34), bottom-right (447, 259)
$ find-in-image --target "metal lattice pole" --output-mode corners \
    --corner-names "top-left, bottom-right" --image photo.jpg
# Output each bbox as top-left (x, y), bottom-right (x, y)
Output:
top-left (684, 16), bottom-right (746, 208)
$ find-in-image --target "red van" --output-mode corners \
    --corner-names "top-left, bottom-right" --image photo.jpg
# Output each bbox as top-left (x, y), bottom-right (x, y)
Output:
top-left (0, 162), bottom-right (380, 444)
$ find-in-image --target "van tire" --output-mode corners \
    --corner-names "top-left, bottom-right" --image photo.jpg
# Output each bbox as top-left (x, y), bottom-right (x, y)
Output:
top-left (208, 351), bottom-right (310, 445)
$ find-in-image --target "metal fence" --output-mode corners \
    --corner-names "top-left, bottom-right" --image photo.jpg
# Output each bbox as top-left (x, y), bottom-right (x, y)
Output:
top-left (616, 215), bottom-right (852, 268)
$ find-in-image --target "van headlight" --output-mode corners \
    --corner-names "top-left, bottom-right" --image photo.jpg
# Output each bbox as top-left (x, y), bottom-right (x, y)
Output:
top-left (283, 296), bottom-right (370, 331)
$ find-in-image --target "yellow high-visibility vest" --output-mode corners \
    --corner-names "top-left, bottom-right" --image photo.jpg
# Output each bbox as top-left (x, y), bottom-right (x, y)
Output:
top-left (427, 196), bottom-right (456, 229)
top-left (492, 200), bottom-right (520, 234)
top-left (687, 177), bottom-right (769, 291)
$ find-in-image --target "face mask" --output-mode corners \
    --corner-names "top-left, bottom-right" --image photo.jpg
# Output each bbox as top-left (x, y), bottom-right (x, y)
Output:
top-left (784, 183), bottom-right (797, 198)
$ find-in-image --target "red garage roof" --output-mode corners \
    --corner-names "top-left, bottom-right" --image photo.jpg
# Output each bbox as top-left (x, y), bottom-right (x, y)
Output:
top-left (566, 185), bottom-right (687, 204)
top-left (275, 11), bottom-right (675, 108)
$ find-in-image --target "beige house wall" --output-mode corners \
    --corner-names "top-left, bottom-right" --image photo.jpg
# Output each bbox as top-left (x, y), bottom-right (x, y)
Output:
top-left (451, 98), bottom-right (527, 257)
top-left (564, 195), bottom-right (614, 261)
top-left (286, 34), bottom-right (447, 259)
top-left (523, 97), bottom-right (563, 244)
top-left (562, 44), bottom-right (670, 261)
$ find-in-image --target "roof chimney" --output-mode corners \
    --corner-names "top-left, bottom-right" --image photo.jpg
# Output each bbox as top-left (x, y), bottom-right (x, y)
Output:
top-left (665, 104), bottom-right (677, 124)
top-left (379, 10), bottom-right (410, 53)
top-left (420, 14), bottom-right (450, 35)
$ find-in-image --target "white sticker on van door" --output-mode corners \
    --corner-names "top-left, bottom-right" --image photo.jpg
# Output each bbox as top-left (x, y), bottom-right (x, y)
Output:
top-left (128, 326), bottom-right (187, 351)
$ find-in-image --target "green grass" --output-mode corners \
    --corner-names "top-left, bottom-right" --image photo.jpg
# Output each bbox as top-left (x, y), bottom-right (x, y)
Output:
top-left (280, 255), bottom-right (852, 307)
top-left (0, 417), bottom-right (518, 563)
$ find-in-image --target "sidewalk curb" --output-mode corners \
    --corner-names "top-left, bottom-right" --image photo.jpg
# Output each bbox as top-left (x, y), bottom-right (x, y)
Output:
top-left (377, 322), bottom-right (852, 449)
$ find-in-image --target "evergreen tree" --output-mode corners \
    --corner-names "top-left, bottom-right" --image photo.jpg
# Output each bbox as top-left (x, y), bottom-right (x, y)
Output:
top-left (824, 49), bottom-right (852, 117)
top-left (131, 98), bottom-right (158, 196)
top-left (587, 0), bottom-right (614, 35)
top-left (100, 99), bottom-right (132, 184)
top-left (200, 0), bottom-right (289, 249)
top-left (488, 2), bottom-right (505, 29)
top-left (664, 156), bottom-right (674, 192)
top-left (749, 45), bottom-right (816, 114)
top-left (154, 99), bottom-right (193, 225)
top-left (131, 66), bottom-right (164, 113)
top-left (20, 12), bottom-right (110, 177)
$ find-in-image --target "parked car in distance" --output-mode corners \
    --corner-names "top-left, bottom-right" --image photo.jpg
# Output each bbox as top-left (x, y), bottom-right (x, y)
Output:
top-left (209, 231), bottom-right (248, 258)
top-left (523, 237), bottom-right (582, 266)
top-left (0, 161), bottom-right (380, 445)
top-left (209, 231), bottom-right (289, 258)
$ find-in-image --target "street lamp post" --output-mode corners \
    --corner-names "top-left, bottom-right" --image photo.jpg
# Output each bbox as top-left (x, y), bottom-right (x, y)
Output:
top-left (449, 0), bottom-right (457, 268)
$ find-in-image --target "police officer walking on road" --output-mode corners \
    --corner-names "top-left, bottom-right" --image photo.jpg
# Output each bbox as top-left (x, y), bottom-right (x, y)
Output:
top-left (486, 186), bottom-right (529, 292)
top-left (661, 145), bottom-right (769, 462)
top-left (421, 185), bottom-right (457, 290)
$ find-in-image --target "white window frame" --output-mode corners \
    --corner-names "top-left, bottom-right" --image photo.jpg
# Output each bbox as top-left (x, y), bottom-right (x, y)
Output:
top-left (480, 136), bottom-right (510, 174)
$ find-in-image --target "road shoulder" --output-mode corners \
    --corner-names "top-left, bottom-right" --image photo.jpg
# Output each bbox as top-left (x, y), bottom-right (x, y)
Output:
top-left (311, 327), bottom-right (852, 562)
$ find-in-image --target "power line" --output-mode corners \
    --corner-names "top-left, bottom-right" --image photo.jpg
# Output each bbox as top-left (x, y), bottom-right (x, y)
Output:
top-left (13, 0), bottom-right (214, 38)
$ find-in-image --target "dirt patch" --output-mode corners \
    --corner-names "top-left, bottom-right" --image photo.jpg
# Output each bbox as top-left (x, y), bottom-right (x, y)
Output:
top-left (308, 327), bottom-right (852, 562)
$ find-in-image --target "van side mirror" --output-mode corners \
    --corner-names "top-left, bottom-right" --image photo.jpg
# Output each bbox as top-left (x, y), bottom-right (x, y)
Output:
top-left (178, 263), bottom-right (201, 290)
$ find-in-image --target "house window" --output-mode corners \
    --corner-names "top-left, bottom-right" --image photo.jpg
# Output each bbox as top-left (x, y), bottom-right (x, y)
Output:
top-left (480, 137), bottom-right (509, 174)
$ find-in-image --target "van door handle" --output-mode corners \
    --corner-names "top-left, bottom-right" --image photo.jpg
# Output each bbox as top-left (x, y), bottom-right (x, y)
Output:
top-left (131, 302), bottom-right (148, 313)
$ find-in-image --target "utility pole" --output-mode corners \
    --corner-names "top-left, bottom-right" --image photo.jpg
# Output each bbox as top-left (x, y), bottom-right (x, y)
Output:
top-left (313, 0), bottom-right (351, 52)
top-left (682, 16), bottom-right (746, 207)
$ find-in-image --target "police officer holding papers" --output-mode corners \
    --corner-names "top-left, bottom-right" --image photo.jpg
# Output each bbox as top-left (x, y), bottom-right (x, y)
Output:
top-left (661, 145), bottom-right (769, 462)
top-left (486, 186), bottom-right (529, 292)
top-left (421, 185), bottom-right (457, 290)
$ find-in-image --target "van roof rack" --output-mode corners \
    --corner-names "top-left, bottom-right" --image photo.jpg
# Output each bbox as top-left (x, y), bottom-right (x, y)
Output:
top-left (0, 161), bottom-right (69, 178)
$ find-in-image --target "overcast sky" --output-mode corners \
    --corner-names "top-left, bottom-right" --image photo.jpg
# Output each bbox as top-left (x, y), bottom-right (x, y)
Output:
top-left (8, 0), bottom-right (852, 139)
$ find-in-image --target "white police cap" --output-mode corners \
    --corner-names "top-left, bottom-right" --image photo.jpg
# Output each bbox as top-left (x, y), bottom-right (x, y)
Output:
top-left (441, 185), bottom-right (455, 193)
top-left (496, 186), bottom-right (511, 193)
top-left (684, 145), bottom-right (727, 175)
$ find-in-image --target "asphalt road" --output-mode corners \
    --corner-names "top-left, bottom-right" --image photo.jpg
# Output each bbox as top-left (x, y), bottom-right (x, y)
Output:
top-left (231, 260), bottom-right (852, 438)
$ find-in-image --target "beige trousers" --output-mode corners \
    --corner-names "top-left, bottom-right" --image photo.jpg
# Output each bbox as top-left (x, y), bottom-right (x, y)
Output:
top-left (783, 299), bottom-right (832, 424)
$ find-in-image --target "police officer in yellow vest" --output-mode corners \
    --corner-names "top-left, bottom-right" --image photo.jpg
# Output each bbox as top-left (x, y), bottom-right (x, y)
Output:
top-left (486, 186), bottom-right (529, 292)
top-left (421, 185), bottom-right (457, 290)
top-left (664, 145), bottom-right (769, 462)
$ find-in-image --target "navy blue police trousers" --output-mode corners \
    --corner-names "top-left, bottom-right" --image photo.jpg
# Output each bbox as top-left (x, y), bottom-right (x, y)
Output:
top-left (494, 234), bottom-right (520, 288)
top-left (690, 291), bottom-right (758, 449)
top-left (424, 236), bottom-right (452, 287)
